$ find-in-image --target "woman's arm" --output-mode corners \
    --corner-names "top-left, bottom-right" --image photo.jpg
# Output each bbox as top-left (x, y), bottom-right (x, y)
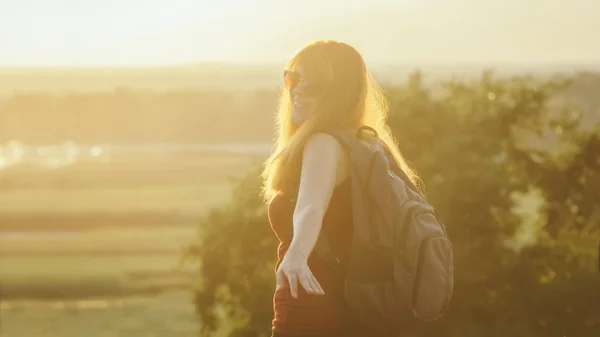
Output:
top-left (288, 133), bottom-right (342, 257)
top-left (276, 132), bottom-right (343, 298)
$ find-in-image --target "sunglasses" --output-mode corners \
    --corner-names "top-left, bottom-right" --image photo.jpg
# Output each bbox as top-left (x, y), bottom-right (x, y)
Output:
top-left (283, 70), bottom-right (300, 90)
top-left (283, 70), bottom-right (324, 96)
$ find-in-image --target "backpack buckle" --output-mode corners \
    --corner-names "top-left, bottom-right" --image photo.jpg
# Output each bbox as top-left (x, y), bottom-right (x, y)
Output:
top-left (357, 125), bottom-right (378, 139)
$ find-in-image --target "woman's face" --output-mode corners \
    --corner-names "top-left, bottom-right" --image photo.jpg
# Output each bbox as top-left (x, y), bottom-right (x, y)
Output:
top-left (285, 65), bottom-right (327, 126)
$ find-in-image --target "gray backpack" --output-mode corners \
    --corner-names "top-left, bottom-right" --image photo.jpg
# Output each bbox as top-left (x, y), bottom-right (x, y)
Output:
top-left (315, 126), bottom-right (454, 336)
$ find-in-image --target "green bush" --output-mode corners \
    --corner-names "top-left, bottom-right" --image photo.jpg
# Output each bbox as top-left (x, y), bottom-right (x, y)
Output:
top-left (184, 166), bottom-right (276, 337)
top-left (185, 72), bottom-right (600, 337)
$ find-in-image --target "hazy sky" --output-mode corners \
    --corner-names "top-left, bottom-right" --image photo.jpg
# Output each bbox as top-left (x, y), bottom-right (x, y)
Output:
top-left (0, 0), bottom-right (598, 66)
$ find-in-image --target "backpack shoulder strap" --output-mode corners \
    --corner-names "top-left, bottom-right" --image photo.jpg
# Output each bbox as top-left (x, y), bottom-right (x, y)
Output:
top-left (326, 126), bottom-right (422, 197)
top-left (380, 144), bottom-right (422, 197)
top-left (322, 129), bottom-right (357, 153)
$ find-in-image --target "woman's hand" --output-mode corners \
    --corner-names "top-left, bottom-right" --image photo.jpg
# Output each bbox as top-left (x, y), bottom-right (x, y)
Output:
top-left (276, 250), bottom-right (325, 298)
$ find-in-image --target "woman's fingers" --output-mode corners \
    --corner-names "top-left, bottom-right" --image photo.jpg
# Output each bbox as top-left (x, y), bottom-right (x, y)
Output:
top-left (286, 271), bottom-right (299, 298)
top-left (298, 270), bottom-right (316, 294)
top-left (305, 270), bottom-right (325, 295)
top-left (277, 264), bottom-right (324, 298)
top-left (298, 269), bottom-right (325, 295)
top-left (275, 269), bottom-right (285, 290)
top-left (308, 273), bottom-right (325, 294)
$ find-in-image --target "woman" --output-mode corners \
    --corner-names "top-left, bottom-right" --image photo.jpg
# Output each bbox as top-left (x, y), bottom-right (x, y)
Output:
top-left (261, 40), bottom-right (419, 337)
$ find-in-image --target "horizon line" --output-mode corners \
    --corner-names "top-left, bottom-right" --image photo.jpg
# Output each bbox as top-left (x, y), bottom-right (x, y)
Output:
top-left (1, 60), bottom-right (600, 70)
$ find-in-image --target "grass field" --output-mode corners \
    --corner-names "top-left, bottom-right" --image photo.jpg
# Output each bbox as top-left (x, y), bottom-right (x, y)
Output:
top-left (1, 183), bottom-right (229, 213)
top-left (0, 152), bottom-right (252, 298)
top-left (0, 150), bottom-right (261, 337)
top-left (0, 291), bottom-right (200, 337)
top-left (0, 225), bottom-right (202, 336)
top-left (0, 151), bottom-right (262, 230)
top-left (0, 226), bottom-right (196, 255)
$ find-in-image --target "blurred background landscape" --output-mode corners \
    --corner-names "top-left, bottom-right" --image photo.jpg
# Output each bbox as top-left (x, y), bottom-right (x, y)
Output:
top-left (1, 1), bottom-right (599, 337)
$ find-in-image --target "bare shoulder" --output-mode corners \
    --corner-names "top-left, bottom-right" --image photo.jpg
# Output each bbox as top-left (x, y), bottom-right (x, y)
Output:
top-left (304, 132), bottom-right (343, 155)
top-left (302, 132), bottom-right (348, 184)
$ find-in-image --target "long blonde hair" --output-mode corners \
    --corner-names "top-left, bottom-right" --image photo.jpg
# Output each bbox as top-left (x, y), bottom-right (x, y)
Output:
top-left (261, 40), bottom-right (419, 202)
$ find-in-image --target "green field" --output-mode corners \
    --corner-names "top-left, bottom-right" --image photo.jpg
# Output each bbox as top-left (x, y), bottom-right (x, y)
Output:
top-left (0, 225), bottom-right (198, 298)
top-left (1, 183), bottom-right (229, 213)
top-left (0, 291), bottom-right (200, 337)
top-left (0, 226), bottom-right (202, 337)
top-left (0, 150), bottom-right (261, 337)
top-left (0, 226), bottom-right (196, 255)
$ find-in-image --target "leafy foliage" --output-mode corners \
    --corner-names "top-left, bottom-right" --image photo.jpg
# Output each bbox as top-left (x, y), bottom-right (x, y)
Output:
top-left (185, 72), bottom-right (600, 337)
top-left (387, 72), bottom-right (600, 337)
top-left (184, 166), bottom-right (277, 337)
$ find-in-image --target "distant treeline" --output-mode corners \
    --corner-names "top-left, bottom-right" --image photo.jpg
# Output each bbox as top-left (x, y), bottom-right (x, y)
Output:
top-left (0, 72), bottom-right (598, 144)
top-left (0, 88), bottom-right (278, 144)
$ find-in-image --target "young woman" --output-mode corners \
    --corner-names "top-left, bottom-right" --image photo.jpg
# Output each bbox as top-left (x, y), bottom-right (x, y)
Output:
top-left (262, 40), bottom-right (419, 337)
